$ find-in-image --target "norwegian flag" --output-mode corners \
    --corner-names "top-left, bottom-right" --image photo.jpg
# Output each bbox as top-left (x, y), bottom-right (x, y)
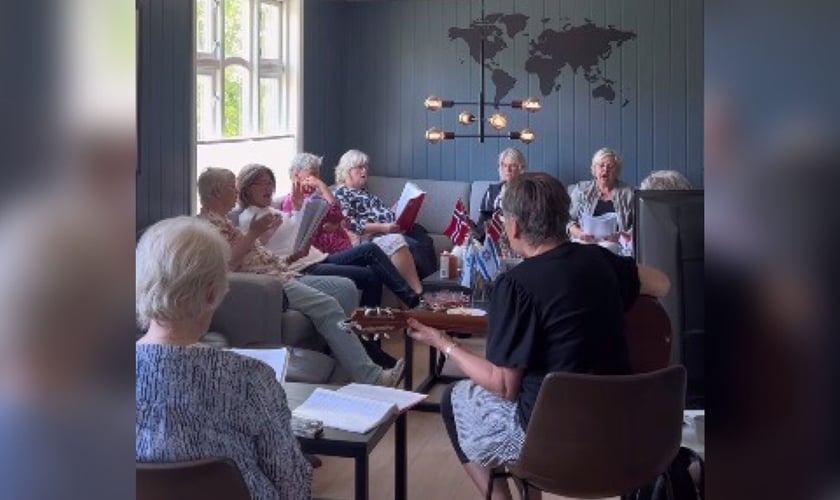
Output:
top-left (485, 209), bottom-right (505, 243)
top-left (443, 198), bottom-right (471, 245)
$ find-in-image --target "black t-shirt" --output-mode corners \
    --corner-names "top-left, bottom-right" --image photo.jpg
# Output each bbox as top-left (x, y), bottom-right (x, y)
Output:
top-left (485, 242), bottom-right (640, 428)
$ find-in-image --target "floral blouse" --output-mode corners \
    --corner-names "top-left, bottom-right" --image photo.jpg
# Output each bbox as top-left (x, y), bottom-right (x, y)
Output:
top-left (198, 209), bottom-right (298, 283)
top-left (278, 194), bottom-right (353, 254)
top-left (334, 186), bottom-right (395, 235)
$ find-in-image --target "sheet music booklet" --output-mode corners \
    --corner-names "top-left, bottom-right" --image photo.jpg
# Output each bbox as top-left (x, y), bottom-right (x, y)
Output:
top-left (393, 182), bottom-right (426, 232)
top-left (292, 384), bottom-right (426, 434)
top-left (581, 212), bottom-right (618, 240)
top-left (293, 197), bottom-right (330, 253)
top-left (229, 347), bottom-right (289, 386)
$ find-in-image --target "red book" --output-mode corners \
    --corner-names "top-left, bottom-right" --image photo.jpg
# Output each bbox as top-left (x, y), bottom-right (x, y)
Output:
top-left (393, 182), bottom-right (426, 232)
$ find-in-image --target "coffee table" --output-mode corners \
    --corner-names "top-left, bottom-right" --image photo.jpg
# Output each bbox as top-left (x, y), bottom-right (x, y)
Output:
top-left (285, 382), bottom-right (408, 500)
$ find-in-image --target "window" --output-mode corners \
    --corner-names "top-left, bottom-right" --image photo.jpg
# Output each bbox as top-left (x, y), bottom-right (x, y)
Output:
top-left (194, 0), bottom-right (300, 211)
top-left (195, 0), bottom-right (288, 140)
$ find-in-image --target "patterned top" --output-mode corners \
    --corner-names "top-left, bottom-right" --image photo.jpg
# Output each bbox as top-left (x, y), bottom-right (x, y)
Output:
top-left (567, 179), bottom-right (635, 234)
top-left (279, 194), bottom-right (353, 254)
top-left (198, 209), bottom-right (297, 282)
top-left (136, 344), bottom-right (312, 500)
top-left (334, 186), bottom-right (395, 235)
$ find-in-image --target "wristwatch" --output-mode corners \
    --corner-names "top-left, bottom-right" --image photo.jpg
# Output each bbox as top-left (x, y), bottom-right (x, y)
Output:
top-left (443, 341), bottom-right (459, 358)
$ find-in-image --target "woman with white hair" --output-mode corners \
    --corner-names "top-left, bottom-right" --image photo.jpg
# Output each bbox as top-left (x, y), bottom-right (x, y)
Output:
top-left (567, 148), bottom-right (635, 247)
top-left (197, 167), bottom-right (405, 387)
top-left (333, 149), bottom-right (436, 289)
top-left (640, 169), bottom-right (693, 190)
top-left (473, 147), bottom-right (527, 243)
top-left (135, 216), bottom-right (312, 499)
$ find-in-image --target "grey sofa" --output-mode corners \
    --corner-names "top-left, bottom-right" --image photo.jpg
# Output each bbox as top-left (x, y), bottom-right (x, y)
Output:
top-left (209, 175), bottom-right (496, 349)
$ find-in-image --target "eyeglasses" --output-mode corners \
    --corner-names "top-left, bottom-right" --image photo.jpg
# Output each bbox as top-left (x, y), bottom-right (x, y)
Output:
top-left (251, 181), bottom-right (275, 188)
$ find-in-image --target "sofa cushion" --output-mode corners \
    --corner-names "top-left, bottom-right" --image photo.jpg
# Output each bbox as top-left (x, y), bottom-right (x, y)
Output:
top-left (366, 175), bottom-right (472, 235)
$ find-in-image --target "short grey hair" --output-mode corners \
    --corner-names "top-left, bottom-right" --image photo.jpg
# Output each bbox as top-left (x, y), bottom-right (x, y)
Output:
top-left (501, 172), bottom-right (570, 246)
top-left (135, 216), bottom-right (230, 330)
top-left (335, 149), bottom-right (369, 184)
top-left (289, 152), bottom-right (323, 179)
top-left (498, 147), bottom-right (528, 170)
top-left (197, 167), bottom-right (234, 206)
top-left (590, 147), bottom-right (623, 178)
top-left (236, 163), bottom-right (275, 208)
top-left (640, 170), bottom-right (692, 190)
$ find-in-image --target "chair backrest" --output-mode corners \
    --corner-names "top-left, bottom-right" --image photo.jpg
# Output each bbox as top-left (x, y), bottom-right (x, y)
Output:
top-left (624, 295), bottom-right (672, 373)
top-left (509, 366), bottom-right (686, 498)
top-left (136, 457), bottom-right (251, 500)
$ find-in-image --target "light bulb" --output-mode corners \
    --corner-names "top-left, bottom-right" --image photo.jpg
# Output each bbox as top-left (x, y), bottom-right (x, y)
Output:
top-left (519, 128), bottom-right (535, 144)
top-left (521, 97), bottom-right (541, 112)
top-left (424, 96), bottom-right (443, 111)
top-left (458, 111), bottom-right (475, 126)
top-left (424, 96), bottom-right (453, 111)
top-left (488, 112), bottom-right (508, 131)
top-left (426, 128), bottom-right (454, 144)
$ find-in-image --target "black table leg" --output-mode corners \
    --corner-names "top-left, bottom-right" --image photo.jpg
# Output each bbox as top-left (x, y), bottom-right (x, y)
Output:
top-left (403, 329), bottom-right (414, 391)
top-left (395, 412), bottom-right (407, 500)
top-left (354, 451), bottom-right (369, 500)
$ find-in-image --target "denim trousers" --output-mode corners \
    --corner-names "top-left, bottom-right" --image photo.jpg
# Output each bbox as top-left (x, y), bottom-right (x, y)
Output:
top-left (285, 275), bottom-right (381, 383)
top-left (315, 242), bottom-right (418, 307)
top-left (304, 260), bottom-right (382, 307)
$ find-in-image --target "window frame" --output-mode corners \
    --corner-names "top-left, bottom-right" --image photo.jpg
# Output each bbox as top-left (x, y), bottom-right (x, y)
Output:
top-left (194, 0), bottom-right (293, 143)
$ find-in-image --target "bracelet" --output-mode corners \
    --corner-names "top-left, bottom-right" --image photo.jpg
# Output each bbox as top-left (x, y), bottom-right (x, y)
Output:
top-left (443, 341), bottom-right (459, 358)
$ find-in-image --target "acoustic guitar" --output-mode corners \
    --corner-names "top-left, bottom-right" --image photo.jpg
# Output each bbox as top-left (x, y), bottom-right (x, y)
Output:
top-left (340, 307), bottom-right (489, 340)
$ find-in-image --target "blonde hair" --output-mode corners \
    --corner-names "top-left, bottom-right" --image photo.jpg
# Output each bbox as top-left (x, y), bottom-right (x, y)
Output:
top-left (590, 148), bottom-right (623, 178)
top-left (334, 149), bottom-right (369, 184)
top-left (197, 167), bottom-right (234, 207)
top-left (289, 152), bottom-right (323, 179)
top-left (236, 163), bottom-right (276, 208)
top-left (640, 170), bottom-right (692, 190)
top-left (135, 216), bottom-right (230, 330)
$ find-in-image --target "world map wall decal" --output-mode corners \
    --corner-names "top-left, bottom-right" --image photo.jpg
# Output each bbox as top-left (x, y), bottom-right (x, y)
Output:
top-left (448, 14), bottom-right (637, 107)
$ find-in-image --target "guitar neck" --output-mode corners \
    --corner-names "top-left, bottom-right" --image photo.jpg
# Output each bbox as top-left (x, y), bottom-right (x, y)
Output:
top-left (348, 308), bottom-right (489, 335)
top-left (403, 310), bottom-right (488, 334)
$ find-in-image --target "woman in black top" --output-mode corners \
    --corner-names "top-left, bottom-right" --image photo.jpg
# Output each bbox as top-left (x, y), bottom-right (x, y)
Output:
top-left (407, 173), bottom-right (671, 499)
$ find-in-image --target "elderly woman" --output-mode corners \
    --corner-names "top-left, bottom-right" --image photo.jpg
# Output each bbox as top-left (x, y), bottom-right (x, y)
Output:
top-left (236, 162), bottom-right (421, 310)
top-left (197, 167), bottom-right (404, 387)
top-left (473, 147), bottom-right (527, 242)
top-left (333, 149), bottom-right (437, 286)
top-left (406, 173), bottom-right (670, 499)
top-left (279, 152), bottom-right (354, 254)
top-left (135, 216), bottom-right (312, 499)
top-left (567, 148), bottom-right (635, 244)
top-left (640, 169), bottom-right (693, 190)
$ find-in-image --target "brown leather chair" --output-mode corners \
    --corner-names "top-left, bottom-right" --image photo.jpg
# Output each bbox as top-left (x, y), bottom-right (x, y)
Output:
top-left (136, 457), bottom-right (251, 500)
top-left (488, 366), bottom-right (686, 500)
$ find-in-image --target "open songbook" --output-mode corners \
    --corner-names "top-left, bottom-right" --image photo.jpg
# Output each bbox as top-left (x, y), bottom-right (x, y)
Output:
top-left (228, 347), bottom-right (289, 386)
top-left (293, 197), bottom-right (330, 253)
top-left (393, 182), bottom-right (426, 232)
top-left (292, 384), bottom-right (426, 434)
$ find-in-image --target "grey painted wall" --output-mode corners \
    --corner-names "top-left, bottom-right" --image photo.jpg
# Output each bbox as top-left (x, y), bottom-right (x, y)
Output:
top-left (306, 0), bottom-right (703, 187)
top-left (136, 0), bottom-right (194, 231)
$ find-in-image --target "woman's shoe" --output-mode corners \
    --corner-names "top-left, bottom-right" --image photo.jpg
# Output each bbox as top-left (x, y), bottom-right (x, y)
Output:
top-left (376, 358), bottom-right (405, 387)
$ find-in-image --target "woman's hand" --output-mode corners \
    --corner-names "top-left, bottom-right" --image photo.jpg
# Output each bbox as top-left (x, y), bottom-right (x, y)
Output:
top-left (385, 222), bottom-right (402, 234)
top-left (291, 181), bottom-right (305, 211)
top-left (248, 212), bottom-right (281, 238)
top-left (406, 318), bottom-right (448, 350)
top-left (602, 233), bottom-right (620, 243)
top-left (285, 244), bottom-right (311, 264)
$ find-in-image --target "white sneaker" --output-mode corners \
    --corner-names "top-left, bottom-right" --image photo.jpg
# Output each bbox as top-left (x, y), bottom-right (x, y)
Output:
top-left (376, 358), bottom-right (405, 387)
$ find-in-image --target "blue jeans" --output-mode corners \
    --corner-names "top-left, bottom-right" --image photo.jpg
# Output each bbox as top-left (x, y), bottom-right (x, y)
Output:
top-left (286, 275), bottom-right (382, 383)
top-left (308, 242), bottom-right (420, 307)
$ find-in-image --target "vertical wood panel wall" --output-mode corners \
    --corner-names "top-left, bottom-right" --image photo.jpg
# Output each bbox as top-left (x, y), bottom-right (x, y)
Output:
top-left (136, 0), bottom-right (194, 231)
top-left (307, 0), bottom-right (703, 187)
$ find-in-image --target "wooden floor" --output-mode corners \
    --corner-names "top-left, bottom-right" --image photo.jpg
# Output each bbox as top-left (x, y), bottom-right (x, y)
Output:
top-left (310, 336), bottom-right (608, 500)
